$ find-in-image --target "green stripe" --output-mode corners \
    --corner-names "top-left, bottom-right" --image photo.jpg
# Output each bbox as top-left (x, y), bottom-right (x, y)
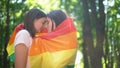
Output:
top-left (9, 53), bottom-right (15, 62)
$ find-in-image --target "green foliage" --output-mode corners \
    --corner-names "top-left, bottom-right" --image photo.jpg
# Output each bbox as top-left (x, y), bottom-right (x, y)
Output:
top-left (0, 0), bottom-right (120, 68)
top-left (104, 0), bottom-right (120, 68)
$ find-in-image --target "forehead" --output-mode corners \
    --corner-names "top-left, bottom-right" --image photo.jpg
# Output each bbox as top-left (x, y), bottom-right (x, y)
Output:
top-left (36, 17), bottom-right (47, 21)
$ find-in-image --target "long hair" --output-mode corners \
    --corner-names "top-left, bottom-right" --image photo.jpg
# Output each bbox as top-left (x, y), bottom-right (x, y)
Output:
top-left (47, 10), bottom-right (67, 27)
top-left (24, 8), bottom-right (46, 37)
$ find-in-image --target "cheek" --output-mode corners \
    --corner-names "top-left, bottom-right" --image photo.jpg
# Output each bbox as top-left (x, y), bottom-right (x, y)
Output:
top-left (48, 21), bottom-right (52, 29)
top-left (47, 20), bottom-right (52, 32)
top-left (34, 22), bottom-right (42, 30)
top-left (53, 22), bottom-right (56, 30)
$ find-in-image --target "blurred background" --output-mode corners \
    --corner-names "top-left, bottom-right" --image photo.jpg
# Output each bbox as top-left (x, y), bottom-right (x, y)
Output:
top-left (0, 0), bottom-right (120, 68)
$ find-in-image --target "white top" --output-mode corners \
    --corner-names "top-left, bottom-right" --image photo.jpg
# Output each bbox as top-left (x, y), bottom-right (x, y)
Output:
top-left (14, 29), bottom-right (32, 47)
top-left (14, 29), bottom-right (32, 68)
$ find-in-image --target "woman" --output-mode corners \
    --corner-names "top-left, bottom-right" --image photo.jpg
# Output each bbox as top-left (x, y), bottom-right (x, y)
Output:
top-left (47, 10), bottom-right (76, 68)
top-left (28, 10), bottom-right (77, 68)
top-left (47, 10), bottom-right (67, 32)
top-left (14, 8), bottom-right (47, 68)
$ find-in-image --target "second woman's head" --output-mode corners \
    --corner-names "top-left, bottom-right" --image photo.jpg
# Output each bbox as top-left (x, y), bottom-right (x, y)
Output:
top-left (24, 8), bottom-right (47, 37)
top-left (47, 10), bottom-right (67, 32)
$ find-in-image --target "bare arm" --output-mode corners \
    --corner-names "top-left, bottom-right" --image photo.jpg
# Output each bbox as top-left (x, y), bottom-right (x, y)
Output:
top-left (15, 43), bottom-right (28, 68)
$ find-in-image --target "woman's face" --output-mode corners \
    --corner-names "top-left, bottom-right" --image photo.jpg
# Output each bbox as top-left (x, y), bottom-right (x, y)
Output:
top-left (34, 17), bottom-right (47, 33)
top-left (47, 18), bottom-right (56, 32)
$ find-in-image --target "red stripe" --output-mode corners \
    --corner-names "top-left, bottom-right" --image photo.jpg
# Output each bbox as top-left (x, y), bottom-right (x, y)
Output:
top-left (35, 18), bottom-right (76, 39)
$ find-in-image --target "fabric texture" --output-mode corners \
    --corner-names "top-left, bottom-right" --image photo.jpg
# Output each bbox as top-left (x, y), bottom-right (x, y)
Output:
top-left (28, 18), bottom-right (78, 68)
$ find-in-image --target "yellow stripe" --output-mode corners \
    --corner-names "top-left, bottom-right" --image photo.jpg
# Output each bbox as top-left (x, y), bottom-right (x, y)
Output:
top-left (7, 43), bottom-right (14, 56)
top-left (28, 49), bottom-right (77, 68)
top-left (29, 32), bottom-right (77, 56)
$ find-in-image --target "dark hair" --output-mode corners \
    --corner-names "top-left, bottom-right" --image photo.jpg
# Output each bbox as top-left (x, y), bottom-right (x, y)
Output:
top-left (24, 8), bottom-right (46, 37)
top-left (47, 10), bottom-right (67, 27)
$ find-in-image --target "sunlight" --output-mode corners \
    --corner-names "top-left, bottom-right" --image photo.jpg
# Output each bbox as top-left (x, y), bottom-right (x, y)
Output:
top-left (103, 0), bottom-right (115, 14)
top-left (75, 50), bottom-right (83, 68)
top-left (11, 0), bottom-right (22, 3)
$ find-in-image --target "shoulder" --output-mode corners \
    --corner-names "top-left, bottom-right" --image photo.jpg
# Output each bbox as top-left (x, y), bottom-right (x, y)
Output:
top-left (16, 29), bottom-right (32, 41)
top-left (14, 29), bottom-right (32, 47)
top-left (16, 29), bottom-right (32, 39)
top-left (17, 29), bottom-right (30, 36)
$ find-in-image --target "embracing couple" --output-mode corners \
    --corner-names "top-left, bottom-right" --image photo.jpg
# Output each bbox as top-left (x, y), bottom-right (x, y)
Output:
top-left (7, 8), bottom-right (78, 68)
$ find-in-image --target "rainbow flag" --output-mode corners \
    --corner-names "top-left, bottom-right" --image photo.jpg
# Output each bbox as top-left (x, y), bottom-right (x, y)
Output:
top-left (7, 24), bottom-right (24, 62)
top-left (28, 18), bottom-right (78, 68)
top-left (7, 18), bottom-right (78, 68)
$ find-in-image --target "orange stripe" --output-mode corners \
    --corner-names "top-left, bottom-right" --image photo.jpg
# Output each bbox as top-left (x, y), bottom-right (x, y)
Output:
top-left (29, 32), bottom-right (77, 56)
top-left (8, 30), bottom-right (17, 46)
